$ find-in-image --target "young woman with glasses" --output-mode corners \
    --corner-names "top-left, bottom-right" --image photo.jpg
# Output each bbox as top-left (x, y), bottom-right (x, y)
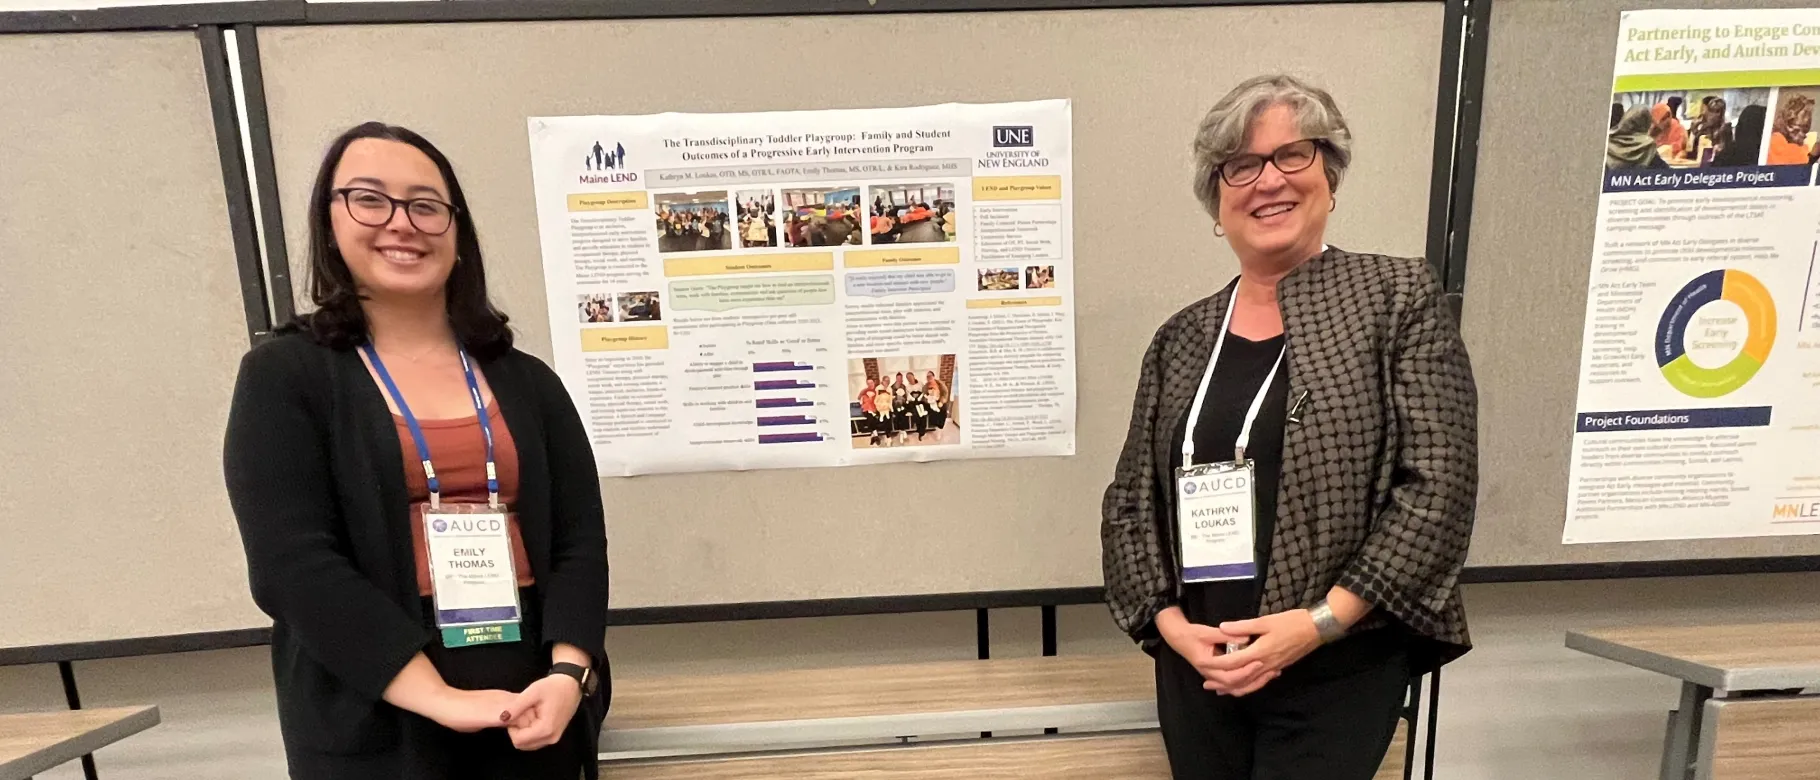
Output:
top-left (223, 122), bottom-right (609, 779)
top-left (1100, 75), bottom-right (1479, 779)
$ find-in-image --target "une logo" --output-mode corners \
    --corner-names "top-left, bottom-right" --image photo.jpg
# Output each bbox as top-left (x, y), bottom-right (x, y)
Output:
top-left (993, 125), bottom-right (1034, 148)
top-left (432, 518), bottom-right (448, 533)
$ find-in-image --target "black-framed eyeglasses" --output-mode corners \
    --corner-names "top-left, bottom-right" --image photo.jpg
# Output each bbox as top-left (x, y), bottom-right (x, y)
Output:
top-left (1214, 139), bottom-right (1325, 187)
top-left (333, 187), bottom-right (458, 235)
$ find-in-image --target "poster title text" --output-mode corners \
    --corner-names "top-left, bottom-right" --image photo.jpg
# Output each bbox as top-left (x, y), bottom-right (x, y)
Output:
top-left (662, 130), bottom-right (951, 162)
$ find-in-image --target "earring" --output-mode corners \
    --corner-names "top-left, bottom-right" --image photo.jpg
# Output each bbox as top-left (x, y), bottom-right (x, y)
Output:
top-left (1213, 222), bottom-right (1226, 237)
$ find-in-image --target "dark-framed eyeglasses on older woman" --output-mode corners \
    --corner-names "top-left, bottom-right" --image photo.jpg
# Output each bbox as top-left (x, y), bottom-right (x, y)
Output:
top-left (1214, 138), bottom-right (1327, 187)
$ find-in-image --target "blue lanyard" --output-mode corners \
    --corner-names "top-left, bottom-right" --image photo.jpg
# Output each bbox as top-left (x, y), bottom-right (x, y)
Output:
top-left (361, 343), bottom-right (500, 508)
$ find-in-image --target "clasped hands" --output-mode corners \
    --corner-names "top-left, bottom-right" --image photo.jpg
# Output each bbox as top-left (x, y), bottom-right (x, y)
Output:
top-left (431, 673), bottom-right (583, 750)
top-left (1158, 606), bottom-right (1322, 697)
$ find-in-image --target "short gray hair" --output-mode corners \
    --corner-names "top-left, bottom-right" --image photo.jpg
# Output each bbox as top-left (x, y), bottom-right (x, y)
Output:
top-left (1191, 74), bottom-right (1353, 219)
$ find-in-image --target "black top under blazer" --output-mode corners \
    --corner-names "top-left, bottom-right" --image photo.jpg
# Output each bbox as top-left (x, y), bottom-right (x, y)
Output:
top-left (1101, 247), bottom-right (1479, 673)
top-left (222, 330), bottom-right (610, 775)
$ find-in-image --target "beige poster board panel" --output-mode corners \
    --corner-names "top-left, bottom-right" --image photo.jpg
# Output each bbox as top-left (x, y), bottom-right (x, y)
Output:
top-left (0, 32), bottom-right (264, 648)
top-left (260, 4), bottom-right (1442, 608)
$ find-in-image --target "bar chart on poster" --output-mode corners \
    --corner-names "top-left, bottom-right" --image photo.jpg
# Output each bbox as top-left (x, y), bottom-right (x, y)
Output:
top-left (751, 359), bottom-right (843, 446)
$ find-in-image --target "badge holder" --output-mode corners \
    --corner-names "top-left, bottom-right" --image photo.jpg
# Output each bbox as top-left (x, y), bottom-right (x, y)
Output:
top-left (422, 501), bottom-right (524, 648)
top-left (1174, 460), bottom-right (1260, 583)
top-left (1172, 287), bottom-right (1281, 587)
top-left (363, 342), bottom-right (525, 650)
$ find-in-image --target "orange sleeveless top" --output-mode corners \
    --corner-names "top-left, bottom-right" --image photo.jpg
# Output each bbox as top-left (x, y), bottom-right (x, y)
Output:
top-left (396, 404), bottom-right (536, 596)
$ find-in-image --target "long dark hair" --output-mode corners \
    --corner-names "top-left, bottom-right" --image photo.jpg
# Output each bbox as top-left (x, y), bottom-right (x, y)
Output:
top-left (1713, 104), bottom-right (1766, 167)
top-left (292, 121), bottom-right (513, 358)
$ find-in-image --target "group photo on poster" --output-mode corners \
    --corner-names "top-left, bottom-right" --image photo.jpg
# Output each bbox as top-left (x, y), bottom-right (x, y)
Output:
top-left (1605, 89), bottom-right (1771, 169)
top-left (848, 355), bottom-right (958, 449)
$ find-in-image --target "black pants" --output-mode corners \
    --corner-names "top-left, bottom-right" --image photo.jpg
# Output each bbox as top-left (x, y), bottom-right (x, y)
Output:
top-left (1155, 638), bottom-right (1410, 780)
top-left (284, 590), bottom-right (589, 779)
top-left (286, 720), bottom-right (586, 780)
top-left (429, 724), bottom-right (587, 780)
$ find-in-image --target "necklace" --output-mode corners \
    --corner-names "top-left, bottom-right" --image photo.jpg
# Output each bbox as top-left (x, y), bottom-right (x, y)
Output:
top-left (374, 340), bottom-right (453, 364)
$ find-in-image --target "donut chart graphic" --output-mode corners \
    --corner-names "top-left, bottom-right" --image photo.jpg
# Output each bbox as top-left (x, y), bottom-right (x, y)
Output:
top-left (1654, 269), bottom-right (1776, 398)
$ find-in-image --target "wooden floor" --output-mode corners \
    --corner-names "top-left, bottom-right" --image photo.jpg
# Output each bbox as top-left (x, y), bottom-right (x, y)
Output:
top-left (605, 722), bottom-right (1408, 779)
top-left (605, 732), bottom-right (1171, 780)
top-left (608, 654), bottom-right (1155, 729)
top-left (1379, 726), bottom-right (1408, 779)
top-left (604, 652), bottom-right (1409, 779)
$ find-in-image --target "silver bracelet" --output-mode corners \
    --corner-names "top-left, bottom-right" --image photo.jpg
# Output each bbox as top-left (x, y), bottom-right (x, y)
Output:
top-left (1308, 600), bottom-right (1347, 644)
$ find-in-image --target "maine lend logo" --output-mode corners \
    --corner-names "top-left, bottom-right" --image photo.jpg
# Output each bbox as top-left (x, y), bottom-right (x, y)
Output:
top-left (581, 141), bottom-right (638, 184)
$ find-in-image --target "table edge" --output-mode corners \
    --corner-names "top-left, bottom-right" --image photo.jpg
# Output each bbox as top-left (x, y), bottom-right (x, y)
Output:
top-left (0, 706), bottom-right (160, 780)
top-left (600, 727), bottom-right (1163, 769)
top-left (1566, 631), bottom-right (1820, 690)
top-left (609, 653), bottom-right (1148, 685)
top-left (1564, 631), bottom-right (1728, 688)
top-left (1721, 664), bottom-right (1820, 691)
top-left (601, 700), bottom-right (1157, 753)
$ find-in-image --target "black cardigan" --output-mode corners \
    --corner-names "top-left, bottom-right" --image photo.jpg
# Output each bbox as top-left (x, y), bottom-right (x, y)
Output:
top-left (222, 331), bottom-right (610, 773)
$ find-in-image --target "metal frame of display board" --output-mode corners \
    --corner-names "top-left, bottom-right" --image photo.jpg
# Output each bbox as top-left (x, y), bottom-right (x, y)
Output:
top-left (11, 3), bottom-right (1798, 779)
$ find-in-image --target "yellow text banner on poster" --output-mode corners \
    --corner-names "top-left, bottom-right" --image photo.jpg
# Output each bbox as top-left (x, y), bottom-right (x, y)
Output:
top-left (967, 297), bottom-right (1065, 309)
top-left (845, 247), bottom-right (961, 268)
top-left (973, 176), bottom-right (1062, 201)
top-left (568, 192), bottom-right (649, 211)
top-left (664, 252), bottom-right (834, 277)
top-left (581, 326), bottom-right (669, 352)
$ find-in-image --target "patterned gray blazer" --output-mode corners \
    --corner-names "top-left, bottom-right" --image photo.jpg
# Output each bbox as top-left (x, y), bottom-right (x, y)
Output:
top-left (1100, 247), bottom-right (1477, 671)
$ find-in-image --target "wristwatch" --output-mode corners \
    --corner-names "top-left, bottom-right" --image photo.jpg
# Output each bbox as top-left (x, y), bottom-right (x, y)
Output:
top-left (549, 662), bottom-right (598, 696)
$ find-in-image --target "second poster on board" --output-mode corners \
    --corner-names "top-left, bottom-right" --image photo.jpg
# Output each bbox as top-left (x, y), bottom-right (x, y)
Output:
top-left (527, 101), bottom-right (1077, 477)
top-left (1565, 8), bottom-right (1820, 543)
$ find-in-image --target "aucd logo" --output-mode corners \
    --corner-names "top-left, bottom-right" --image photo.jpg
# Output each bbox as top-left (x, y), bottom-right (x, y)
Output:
top-left (431, 518), bottom-right (448, 533)
top-left (1186, 473), bottom-right (1249, 495)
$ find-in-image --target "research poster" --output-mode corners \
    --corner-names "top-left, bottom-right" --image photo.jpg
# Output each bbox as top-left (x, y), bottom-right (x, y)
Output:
top-left (1563, 8), bottom-right (1820, 543)
top-left (527, 101), bottom-right (1077, 477)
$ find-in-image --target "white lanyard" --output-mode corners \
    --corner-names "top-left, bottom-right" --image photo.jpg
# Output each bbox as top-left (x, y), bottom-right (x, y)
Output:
top-left (1181, 287), bottom-right (1285, 466)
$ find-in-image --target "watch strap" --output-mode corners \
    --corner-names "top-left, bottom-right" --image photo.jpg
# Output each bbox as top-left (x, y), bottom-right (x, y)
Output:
top-left (549, 662), bottom-right (596, 695)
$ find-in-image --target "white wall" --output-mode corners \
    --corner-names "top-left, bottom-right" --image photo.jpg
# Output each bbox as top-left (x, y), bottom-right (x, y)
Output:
top-left (4, 573), bottom-right (1815, 780)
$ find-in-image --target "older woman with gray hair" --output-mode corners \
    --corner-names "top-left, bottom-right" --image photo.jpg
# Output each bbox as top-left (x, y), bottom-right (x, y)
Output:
top-left (1100, 74), bottom-right (1478, 779)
